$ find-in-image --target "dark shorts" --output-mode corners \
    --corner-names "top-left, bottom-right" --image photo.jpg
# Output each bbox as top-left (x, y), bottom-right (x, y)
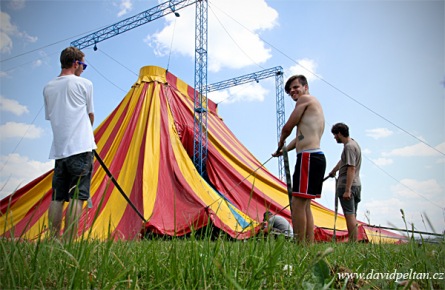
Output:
top-left (337, 185), bottom-right (361, 215)
top-left (52, 151), bottom-right (94, 202)
top-left (292, 151), bottom-right (326, 199)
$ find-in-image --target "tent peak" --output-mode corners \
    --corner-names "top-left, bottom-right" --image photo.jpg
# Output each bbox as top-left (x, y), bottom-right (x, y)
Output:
top-left (136, 65), bottom-right (168, 85)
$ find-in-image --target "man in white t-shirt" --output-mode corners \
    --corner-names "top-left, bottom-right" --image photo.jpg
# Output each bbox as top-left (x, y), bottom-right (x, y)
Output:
top-left (263, 211), bottom-right (294, 237)
top-left (43, 46), bottom-right (97, 240)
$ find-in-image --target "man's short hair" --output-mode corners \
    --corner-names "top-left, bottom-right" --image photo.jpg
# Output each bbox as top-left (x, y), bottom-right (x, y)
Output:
top-left (331, 123), bottom-right (350, 137)
top-left (263, 211), bottom-right (272, 221)
top-left (285, 75), bottom-right (308, 94)
top-left (60, 46), bottom-right (85, 69)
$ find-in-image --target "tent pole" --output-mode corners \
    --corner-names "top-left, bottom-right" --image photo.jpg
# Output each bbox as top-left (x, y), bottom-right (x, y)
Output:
top-left (93, 150), bottom-right (147, 223)
top-left (333, 177), bottom-right (338, 242)
top-left (364, 225), bottom-right (444, 237)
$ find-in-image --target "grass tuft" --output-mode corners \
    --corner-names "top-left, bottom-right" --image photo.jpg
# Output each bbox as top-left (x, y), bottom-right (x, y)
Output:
top-left (1, 230), bottom-right (444, 289)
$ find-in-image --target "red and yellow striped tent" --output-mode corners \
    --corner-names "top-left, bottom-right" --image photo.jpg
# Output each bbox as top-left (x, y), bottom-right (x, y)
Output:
top-left (0, 66), bottom-right (405, 243)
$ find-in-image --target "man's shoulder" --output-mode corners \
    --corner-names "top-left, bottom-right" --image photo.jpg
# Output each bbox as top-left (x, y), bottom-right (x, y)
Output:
top-left (271, 215), bottom-right (289, 223)
top-left (346, 139), bottom-right (360, 148)
top-left (76, 76), bottom-right (93, 86)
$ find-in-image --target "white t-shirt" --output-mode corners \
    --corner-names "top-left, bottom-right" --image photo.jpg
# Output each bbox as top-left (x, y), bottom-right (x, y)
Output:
top-left (268, 215), bottom-right (294, 236)
top-left (43, 74), bottom-right (97, 159)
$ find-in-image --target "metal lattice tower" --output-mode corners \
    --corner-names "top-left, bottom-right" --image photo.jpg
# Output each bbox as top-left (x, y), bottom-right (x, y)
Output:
top-left (193, 0), bottom-right (209, 176)
top-left (207, 66), bottom-right (286, 180)
top-left (70, 0), bottom-right (285, 179)
top-left (274, 69), bottom-right (285, 180)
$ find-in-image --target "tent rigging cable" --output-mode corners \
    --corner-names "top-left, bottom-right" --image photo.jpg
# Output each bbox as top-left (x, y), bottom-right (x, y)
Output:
top-left (98, 49), bottom-right (138, 77)
top-left (165, 15), bottom-right (178, 72)
top-left (209, 4), bottom-right (264, 71)
top-left (205, 155), bottom-right (274, 210)
top-left (0, 105), bottom-right (44, 176)
top-left (364, 154), bottom-right (443, 209)
top-left (210, 1), bottom-right (444, 158)
top-left (86, 58), bottom-right (128, 93)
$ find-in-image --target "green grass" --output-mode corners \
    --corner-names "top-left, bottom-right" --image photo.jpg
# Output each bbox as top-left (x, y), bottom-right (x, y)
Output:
top-left (1, 231), bottom-right (444, 289)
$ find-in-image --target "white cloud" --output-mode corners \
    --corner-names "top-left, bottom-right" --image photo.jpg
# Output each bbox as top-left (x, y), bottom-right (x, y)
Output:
top-left (0, 122), bottom-right (43, 139)
top-left (0, 95), bottom-right (29, 115)
top-left (0, 11), bottom-right (37, 54)
top-left (145, 0), bottom-right (277, 72)
top-left (32, 59), bottom-right (43, 68)
top-left (208, 82), bottom-right (268, 104)
top-left (391, 178), bottom-right (443, 200)
top-left (208, 90), bottom-right (229, 104)
top-left (0, 15), bottom-right (14, 53)
top-left (361, 195), bottom-right (445, 234)
top-left (366, 127), bottom-right (393, 139)
top-left (362, 148), bottom-right (372, 155)
top-left (437, 142), bottom-right (445, 154)
top-left (436, 158), bottom-right (445, 164)
top-left (362, 198), bottom-right (405, 223)
top-left (0, 153), bottom-right (53, 199)
top-left (383, 141), bottom-right (445, 157)
top-left (371, 157), bottom-right (393, 166)
top-left (8, 0), bottom-right (26, 10)
top-left (115, 0), bottom-right (133, 17)
top-left (287, 58), bottom-right (321, 83)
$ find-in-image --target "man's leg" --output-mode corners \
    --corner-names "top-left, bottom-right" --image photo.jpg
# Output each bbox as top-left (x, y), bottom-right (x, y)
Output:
top-left (48, 200), bottom-right (64, 238)
top-left (64, 199), bottom-right (84, 241)
top-left (305, 200), bottom-right (314, 244)
top-left (344, 214), bottom-right (357, 242)
top-left (63, 152), bottom-right (93, 241)
top-left (291, 196), bottom-right (310, 243)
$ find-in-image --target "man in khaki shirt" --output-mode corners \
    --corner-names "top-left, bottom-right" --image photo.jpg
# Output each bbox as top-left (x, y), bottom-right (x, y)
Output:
top-left (328, 123), bottom-right (362, 242)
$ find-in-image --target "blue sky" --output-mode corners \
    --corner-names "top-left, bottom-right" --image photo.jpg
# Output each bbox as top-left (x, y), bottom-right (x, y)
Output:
top-left (1, 0), bottom-right (444, 235)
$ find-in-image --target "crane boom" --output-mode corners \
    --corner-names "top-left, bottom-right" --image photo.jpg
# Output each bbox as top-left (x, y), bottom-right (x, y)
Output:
top-left (70, 0), bottom-right (196, 49)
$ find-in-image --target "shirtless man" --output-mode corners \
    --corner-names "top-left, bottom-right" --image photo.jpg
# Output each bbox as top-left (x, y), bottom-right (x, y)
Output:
top-left (273, 75), bottom-right (326, 244)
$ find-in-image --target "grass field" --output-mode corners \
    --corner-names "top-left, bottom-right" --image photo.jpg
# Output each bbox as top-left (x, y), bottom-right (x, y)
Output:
top-left (1, 230), bottom-right (444, 290)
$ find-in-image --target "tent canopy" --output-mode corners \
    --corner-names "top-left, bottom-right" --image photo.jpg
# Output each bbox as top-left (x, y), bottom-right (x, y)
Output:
top-left (0, 66), bottom-right (405, 243)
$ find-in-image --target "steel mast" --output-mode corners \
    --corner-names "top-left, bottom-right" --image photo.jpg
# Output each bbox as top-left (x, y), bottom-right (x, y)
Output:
top-left (193, 0), bottom-right (209, 176)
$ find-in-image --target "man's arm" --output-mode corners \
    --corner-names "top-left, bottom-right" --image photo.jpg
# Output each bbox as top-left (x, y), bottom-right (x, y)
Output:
top-left (89, 112), bottom-right (94, 126)
top-left (343, 165), bottom-right (356, 200)
top-left (272, 138), bottom-right (297, 157)
top-left (278, 95), bottom-right (310, 148)
top-left (329, 161), bottom-right (341, 177)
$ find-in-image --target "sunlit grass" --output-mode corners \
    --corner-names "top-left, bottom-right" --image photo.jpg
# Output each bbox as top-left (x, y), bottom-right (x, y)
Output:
top-left (1, 229), bottom-right (444, 289)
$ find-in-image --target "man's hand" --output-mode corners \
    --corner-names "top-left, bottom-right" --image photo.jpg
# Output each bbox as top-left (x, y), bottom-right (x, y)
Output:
top-left (272, 149), bottom-right (282, 157)
top-left (272, 143), bottom-right (284, 157)
top-left (343, 189), bottom-right (352, 200)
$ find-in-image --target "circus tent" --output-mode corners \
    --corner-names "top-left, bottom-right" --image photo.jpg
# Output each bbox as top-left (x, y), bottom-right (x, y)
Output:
top-left (0, 66), bottom-right (404, 243)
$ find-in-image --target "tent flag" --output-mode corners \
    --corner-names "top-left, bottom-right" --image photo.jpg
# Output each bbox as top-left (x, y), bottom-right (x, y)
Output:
top-left (1, 65), bottom-right (405, 243)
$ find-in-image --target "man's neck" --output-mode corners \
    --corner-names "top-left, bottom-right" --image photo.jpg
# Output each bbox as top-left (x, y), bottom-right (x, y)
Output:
top-left (59, 68), bottom-right (75, 77)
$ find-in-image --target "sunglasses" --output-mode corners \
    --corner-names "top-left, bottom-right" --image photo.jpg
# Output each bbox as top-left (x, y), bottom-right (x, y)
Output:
top-left (77, 61), bottom-right (87, 70)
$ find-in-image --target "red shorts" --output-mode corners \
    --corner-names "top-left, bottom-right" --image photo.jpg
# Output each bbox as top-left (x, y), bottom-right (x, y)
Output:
top-left (292, 150), bottom-right (326, 199)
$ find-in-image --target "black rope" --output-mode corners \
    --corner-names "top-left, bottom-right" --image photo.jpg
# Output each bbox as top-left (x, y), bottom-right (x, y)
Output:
top-left (93, 150), bottom-right (147, 223)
